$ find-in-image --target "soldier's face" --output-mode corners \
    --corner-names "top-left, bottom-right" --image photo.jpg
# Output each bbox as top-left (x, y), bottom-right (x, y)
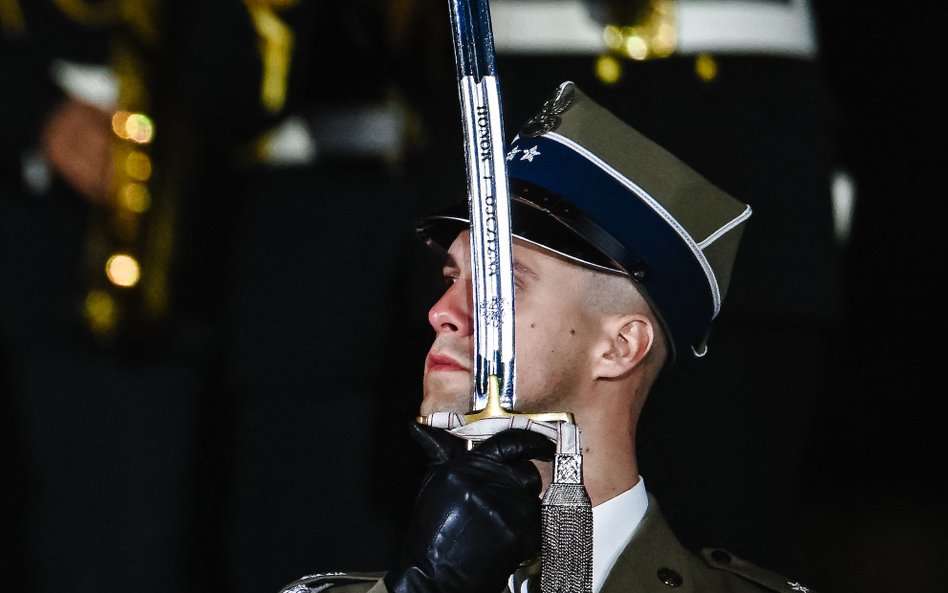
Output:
top-left (421, 231), bottom-right (598, 416)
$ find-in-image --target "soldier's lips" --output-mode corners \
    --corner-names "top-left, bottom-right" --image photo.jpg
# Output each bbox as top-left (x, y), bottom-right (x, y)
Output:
top-left (425, 352), bottom-right (468, 373)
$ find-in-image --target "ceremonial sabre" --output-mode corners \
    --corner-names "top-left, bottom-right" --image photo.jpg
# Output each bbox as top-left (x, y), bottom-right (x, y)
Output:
top-left (418, 2), bottom-right (593, 592)
top-left (444, 0), bottom-right (572, 423)
top-left (449, 0), bottom-right (514, 412)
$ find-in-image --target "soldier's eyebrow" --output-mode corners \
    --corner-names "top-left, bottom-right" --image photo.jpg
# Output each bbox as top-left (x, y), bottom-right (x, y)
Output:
top-left (441, 253), bottom-right (459, 270)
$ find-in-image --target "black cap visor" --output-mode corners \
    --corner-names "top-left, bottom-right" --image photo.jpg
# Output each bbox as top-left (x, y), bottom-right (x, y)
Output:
top-left (416, 179), bottom-right (645, 278)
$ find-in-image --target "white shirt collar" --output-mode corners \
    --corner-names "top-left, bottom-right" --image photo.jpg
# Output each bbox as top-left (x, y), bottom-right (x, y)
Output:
top-left (592, 477), bottom-right (648, 593)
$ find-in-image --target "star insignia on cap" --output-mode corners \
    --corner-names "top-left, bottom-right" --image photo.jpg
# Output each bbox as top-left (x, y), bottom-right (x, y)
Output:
top-left (520, 146), bottom-right (541, 162)
top-left (506, 147), bottom-right (521, 161)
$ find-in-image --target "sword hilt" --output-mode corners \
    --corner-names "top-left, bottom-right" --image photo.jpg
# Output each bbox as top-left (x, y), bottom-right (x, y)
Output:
top-left (416, 375), bottom-right (574, 449)
top-left (465, 375), bottom-right (573, 425)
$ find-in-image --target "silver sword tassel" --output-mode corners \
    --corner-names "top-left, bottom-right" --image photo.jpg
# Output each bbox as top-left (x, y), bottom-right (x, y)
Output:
top-left (541, 424), bottom-right (593, 593)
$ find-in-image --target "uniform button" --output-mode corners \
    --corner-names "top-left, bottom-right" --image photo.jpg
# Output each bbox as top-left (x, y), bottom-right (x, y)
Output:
top-left (657, 567), bottom-right (683, 587)
top-left (711, 549), bottom-right (732, 564)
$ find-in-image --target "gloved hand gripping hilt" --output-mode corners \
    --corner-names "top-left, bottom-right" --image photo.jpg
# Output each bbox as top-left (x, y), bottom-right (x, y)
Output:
top-left (417, 378), bottom-right (593, 593)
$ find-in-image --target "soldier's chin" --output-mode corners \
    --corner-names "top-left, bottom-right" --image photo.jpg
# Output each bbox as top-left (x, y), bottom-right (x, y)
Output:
top-left (420, 375), bottom-right (472, 416)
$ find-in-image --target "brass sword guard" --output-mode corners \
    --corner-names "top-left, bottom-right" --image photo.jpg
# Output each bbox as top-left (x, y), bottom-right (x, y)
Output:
top-left (465, 375), bottom-right (574, 424)
top-left (416, 375), bottom-right (574, 429)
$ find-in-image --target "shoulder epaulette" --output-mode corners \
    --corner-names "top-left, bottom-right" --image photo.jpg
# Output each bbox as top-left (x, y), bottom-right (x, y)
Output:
top-left (278, 572), bottom-right (384, 593)
top-left (701, 548), bottom-right (817, 593)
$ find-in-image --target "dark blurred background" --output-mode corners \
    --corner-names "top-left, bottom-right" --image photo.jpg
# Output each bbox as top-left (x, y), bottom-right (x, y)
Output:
top-left (1, 1), bottom-right (944, 593)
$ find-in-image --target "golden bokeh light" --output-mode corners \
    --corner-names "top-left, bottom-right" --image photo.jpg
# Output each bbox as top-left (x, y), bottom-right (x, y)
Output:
top-left (695, 53), bottom-right (719, 82)
top-left (111, 110), bottom-right (131, 139)
top-left (125, 113), bottom-right (154, 144)
top-left (105, 254), bottom-right (141, 287)
top-left (112, 111), bottom-right (154, 144)
top-left (653, 23), bottom-right (676, 56)
top-left (623, 35), bottom-right (649, 61)
top-left (603, 25), bottom-right (623, 51)
top-left (595, 55), bottom-right (622, 85)
top-left (83, 289), bottom-right (117, 334)
top-left (600, 2), bottom-right (677, 61)
top-left (125, 151), bottom-right (152, 181)
top-left (119, 183), bottom-right (151, 213)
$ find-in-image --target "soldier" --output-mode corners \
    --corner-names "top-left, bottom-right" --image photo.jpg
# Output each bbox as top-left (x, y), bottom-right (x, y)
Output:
top-left (279, 82), bottom-right (816, 593)
top-left (489, 0), bottom-right (845, 568)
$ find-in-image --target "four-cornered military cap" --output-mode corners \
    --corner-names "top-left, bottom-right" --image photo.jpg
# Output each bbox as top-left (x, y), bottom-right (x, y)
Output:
top-left (418, 80), bottom-right (752, 363)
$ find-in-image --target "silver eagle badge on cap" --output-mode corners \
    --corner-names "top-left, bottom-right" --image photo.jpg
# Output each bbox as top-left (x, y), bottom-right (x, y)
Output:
top-left (520, 82), bottom-right (576, 138)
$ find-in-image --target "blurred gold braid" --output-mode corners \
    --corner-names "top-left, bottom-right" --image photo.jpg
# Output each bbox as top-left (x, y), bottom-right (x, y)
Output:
top-left (52, 0), bottom-right (168, 343)
top-left (242, 0), bottom-right (297, 113)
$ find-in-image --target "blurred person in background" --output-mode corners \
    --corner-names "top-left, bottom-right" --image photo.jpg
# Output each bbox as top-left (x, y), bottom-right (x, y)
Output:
top-left (0, 1), bottom-right (457, 591)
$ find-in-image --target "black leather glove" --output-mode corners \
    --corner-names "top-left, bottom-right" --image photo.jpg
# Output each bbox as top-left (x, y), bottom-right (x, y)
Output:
top-left (384, 423), bottom-right (555, 593)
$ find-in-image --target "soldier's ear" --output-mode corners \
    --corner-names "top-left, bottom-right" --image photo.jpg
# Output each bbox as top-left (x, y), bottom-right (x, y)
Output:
top-left (592, 314), bottom-right (654, 380)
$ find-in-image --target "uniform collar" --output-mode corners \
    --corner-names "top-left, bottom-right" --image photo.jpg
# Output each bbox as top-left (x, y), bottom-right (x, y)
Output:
top-left (600, 494), bottom-right (701, 593)
top-left (593, 477), bottom-right (649, 593)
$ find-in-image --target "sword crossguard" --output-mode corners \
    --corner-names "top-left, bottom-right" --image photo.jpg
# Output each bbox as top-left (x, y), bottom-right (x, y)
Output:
top-left (464, 375), bottom-right (574, 425)
top-left (414, 375), bottom-right (574, 445)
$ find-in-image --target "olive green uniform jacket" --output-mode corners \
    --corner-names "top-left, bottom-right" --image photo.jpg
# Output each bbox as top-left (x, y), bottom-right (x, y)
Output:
top-left (277, 496), bottom-right (814, 593)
